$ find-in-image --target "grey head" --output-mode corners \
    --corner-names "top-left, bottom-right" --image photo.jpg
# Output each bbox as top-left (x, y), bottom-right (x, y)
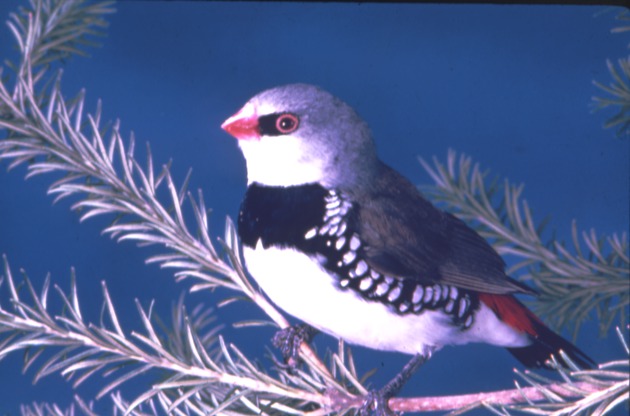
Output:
top-left (222, 83), bottom-right (379, 190)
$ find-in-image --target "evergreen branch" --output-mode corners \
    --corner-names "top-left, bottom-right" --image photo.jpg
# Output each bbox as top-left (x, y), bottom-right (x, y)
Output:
top-left (592, 9), bottom-right (630, 138)
top-left (1, 1), bottom-right (628, 415)
top-left (592, 58), bottom-right (630, 138)
top-left (495, 344), bottom-right (629, 416)
top-left (2, 255), bottom-right (627, 415)
top-left (0, 256), bottom-right (331, 415)
top-left (0, 0), bottom-right (331, 383)
top-left (0, 2), bottom-right (336, 410)
top-left (419, 151), bottom-right (629, 338)
top-left (5, 0), bottom-right (114, 75)
top-left (21, 395), bottom-right (108, 416)
top-left (603, 8), bottom-right (630, 43)
top-left (20, 396), bottom-right (95, 416)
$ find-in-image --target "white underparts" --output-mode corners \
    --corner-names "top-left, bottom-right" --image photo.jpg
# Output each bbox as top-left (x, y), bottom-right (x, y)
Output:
top-left (243, 243), bottom-right (530, 355)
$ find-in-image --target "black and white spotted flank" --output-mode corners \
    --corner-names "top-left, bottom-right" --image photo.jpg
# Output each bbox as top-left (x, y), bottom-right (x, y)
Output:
top-left (238, 183), bottom-right (478, 329)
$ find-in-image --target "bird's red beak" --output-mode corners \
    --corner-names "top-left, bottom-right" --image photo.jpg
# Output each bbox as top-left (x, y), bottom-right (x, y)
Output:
top-left (221, 102), bottom-right (260, 141)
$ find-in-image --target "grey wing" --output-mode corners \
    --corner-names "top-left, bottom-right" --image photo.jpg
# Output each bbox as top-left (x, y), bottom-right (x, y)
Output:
top-left (353, 163), bottom-right (534, 295)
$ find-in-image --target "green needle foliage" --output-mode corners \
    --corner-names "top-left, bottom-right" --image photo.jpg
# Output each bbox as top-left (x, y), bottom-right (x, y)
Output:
top-left (592, 9), bottom-right (630, 138)
top-left (0, 1), bottom-right (628, 414)
top-left (593, 58), bottom-right (630, 138)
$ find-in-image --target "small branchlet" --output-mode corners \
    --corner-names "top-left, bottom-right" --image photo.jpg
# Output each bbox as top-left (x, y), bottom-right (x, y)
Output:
top-left (592, 9), bottom-right (630, 138)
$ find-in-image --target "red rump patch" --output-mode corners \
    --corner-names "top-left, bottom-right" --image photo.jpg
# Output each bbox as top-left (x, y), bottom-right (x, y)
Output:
top-left (478, 293), bottom-right (542, 337)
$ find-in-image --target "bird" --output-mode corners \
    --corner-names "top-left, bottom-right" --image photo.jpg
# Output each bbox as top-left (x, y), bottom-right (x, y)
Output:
top-left (221, 83), bottom-right (594, 413)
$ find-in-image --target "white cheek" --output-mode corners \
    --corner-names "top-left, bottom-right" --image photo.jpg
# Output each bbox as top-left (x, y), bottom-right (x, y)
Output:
top-left (239, 135), bottom-right (327, 186)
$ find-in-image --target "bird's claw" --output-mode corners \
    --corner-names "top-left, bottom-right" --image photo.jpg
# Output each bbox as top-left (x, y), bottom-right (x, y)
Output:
top-left (272, 324), bottom-right (317, 368)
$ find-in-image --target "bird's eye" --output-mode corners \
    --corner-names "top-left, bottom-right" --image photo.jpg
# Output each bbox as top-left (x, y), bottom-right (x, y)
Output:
top-left (275, 113), bottom-right (299, 134)
top-left (258, 112), bottom-right (300, 136)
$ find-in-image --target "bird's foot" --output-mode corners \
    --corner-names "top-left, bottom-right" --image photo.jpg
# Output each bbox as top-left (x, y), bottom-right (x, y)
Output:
top-left (272, 324), bottom-right (318, 368)
top-left (358, 354), bottom-right (429, 416)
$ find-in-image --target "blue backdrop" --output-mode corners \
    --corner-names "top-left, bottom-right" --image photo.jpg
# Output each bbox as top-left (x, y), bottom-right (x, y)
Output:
top-left (0, 1), bottom-right (628, 414)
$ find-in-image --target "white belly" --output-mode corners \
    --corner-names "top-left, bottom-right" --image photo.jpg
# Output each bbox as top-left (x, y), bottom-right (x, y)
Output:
top-left (243, 242), bottom-right (529, 355)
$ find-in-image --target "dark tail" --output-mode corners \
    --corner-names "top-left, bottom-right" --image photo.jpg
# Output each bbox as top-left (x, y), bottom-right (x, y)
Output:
top-left (479, 293), bottom-right (595, 369)
top-left (507, 321), bottom-right (595, 369)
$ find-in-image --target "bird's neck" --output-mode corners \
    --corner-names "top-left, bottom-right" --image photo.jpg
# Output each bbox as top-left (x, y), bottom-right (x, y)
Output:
top-left (238, 182), bottom-right (329, 249)
top-left (244, 161), bottom-right (327, 187)
top-left (239, 138), bottom-right (330, 187)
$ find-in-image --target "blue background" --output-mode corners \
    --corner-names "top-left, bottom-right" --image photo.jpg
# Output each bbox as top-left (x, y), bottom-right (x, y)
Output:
top-left (0, 1), bottom-right (628, 414)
